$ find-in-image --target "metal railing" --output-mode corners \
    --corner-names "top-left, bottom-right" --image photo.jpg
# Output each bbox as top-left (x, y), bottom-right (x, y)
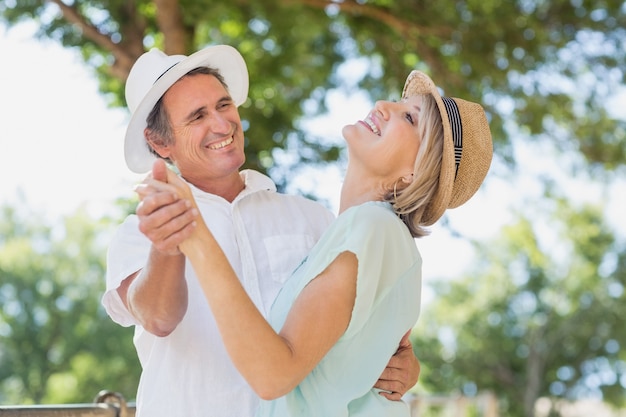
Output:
top-left (0, 391), bottom-right (135, 417)
top-left (0, 390), bottom-right (498, 417)
top-left (408, 391), bottom-right (499, 417)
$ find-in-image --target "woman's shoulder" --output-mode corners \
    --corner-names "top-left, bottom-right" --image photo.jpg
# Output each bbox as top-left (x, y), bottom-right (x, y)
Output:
top-left (335, 201), bottom-right (411, 245)
top-left (344, 200), bottom-right (392, 216)
top-left (343, 201), bottom-right (400, 227)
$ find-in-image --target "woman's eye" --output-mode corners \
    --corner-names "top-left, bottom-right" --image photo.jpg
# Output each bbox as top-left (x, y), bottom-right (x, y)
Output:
top-left (405, 113), bottom-right (415, 125)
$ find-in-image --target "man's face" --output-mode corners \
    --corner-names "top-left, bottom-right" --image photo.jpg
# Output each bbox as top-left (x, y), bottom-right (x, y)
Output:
top-left (152, 73), bottom-right (246, 186)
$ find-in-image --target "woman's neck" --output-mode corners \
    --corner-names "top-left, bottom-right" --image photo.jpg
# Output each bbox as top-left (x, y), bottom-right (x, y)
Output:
top-left (338, 171), bottom-right (385, 214)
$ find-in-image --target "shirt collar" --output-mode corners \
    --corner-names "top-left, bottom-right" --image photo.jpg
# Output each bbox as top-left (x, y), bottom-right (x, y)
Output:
top-left (186, 169), bottom-right (276, 204)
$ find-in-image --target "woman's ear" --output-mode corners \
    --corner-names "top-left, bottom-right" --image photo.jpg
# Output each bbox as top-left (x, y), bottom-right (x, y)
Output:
top-left (401, 173), bottom-right (414, 184)
top-left (145, 128), bottom-right (171, 159)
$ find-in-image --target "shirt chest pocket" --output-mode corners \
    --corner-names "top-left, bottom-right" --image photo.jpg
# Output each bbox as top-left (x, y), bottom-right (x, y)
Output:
top-left (263, 234), bottom-right (315, 284)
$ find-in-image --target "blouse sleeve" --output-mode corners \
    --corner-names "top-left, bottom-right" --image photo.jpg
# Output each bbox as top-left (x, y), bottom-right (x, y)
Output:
top-left (337, 203), bottom-right (421, 338)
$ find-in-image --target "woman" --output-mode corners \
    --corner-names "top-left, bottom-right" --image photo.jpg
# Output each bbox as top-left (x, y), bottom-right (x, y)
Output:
top-left (144, 70), bottom-right (492, 416)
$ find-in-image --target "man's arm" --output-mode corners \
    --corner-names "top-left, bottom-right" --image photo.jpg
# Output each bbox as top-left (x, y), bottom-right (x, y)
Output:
top-left (116, 162), bottom-right (198, 336)
top-left (146, 160), bottom-right (355, 400)
top-left (117, 249), bottom-right (188, 337)
top-left (374, 330), bottom-right (421, 400)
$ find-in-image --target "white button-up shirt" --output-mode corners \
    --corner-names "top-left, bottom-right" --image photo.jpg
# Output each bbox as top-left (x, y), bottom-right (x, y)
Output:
top-left (102, 170), bottom-right (334, 417)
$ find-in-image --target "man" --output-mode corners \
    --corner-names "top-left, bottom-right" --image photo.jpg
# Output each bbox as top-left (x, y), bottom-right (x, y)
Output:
top-left (102, 45), bottom-right (419, 417)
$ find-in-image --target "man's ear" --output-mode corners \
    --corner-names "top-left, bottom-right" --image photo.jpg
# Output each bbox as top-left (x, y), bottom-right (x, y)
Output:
top-left (145, 128), bottom-right (171, 159)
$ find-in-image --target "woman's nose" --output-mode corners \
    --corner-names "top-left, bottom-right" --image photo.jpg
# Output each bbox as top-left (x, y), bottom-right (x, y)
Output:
top-left (374, 100), bottom-right (397, 119)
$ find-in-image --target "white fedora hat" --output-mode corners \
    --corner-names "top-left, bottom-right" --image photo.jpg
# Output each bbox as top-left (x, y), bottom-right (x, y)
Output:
top-left (124, 45), bottom-right (249, 173)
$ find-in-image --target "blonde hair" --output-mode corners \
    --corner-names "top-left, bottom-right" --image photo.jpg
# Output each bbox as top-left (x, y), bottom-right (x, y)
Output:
top-left (384, 93), bottom-right (444, 238)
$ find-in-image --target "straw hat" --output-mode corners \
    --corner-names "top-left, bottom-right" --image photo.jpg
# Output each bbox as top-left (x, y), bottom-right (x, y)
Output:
top-left (402, 70), bottom-right (493, 225)
top-left (124, 45), bottom-right (249, 173)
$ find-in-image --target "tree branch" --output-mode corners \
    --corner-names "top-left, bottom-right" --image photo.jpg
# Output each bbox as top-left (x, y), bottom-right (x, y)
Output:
top-left (46, 0), bottom-right (138, 79)
top-left (154, 0), bottom-right (190, 54)
top-left (290, 0), bottom-right (444, 39)
top-left (284, 0), bottom-right (457, 88)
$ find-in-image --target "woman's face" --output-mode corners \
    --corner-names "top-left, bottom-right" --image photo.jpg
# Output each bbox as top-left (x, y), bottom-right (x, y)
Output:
top-left (342, 96), bottom-right (423, 180)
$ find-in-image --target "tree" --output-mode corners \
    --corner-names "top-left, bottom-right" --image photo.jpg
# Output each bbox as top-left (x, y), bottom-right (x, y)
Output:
top-left (1, 0), bottom-right (624, 191)
top-left (0, 201), bottom-right (141, 404)
top-left (2, 0), bottom-right (625, 409)
top-left (412, 196), bottom-right (626, 417)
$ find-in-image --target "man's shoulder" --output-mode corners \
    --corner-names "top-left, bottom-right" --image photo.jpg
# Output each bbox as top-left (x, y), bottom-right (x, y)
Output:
top-left (263, 191), bottom-right (333, 215)
top-left (241, 170), bottom-right (333, 215)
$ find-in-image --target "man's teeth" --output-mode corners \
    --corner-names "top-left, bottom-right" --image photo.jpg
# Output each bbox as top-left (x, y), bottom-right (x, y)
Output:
top-left (208, 137), bottom-right (234, 150)
top-left (365, 117), bottom-right (380, 135)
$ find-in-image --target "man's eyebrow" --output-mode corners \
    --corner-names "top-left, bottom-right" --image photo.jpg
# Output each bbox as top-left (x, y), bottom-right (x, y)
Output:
top-left (184, 106), bottom-right (207, 122)
top-left (218, 95), bottom-right (234, 105)
top-left (182, 95), bottom-right (233, 122)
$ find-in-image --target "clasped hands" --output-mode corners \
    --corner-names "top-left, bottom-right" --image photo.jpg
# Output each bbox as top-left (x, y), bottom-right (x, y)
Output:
top-left (133, 159), bottom-right (420, 398)
top-left (134, 160), bottom-right (199, 256)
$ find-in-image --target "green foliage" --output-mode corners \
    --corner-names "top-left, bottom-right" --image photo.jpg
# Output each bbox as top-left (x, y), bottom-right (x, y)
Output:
top-left (413, 197), bottom-right (626, 417)
top-left (1, 0), bottom-right (625, 410)
top-left (0, 203), bottom-right (140, 404)
top-left (1, 0), bottom-right (624, 191)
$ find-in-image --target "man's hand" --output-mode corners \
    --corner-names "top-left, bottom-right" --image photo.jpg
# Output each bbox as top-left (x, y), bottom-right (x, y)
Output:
top-left (134, 160), bottom-right (198, 256)
top-left (374, 330), bottom-right (420, 400)
top-left (117, 161), bottom-right (193, 336)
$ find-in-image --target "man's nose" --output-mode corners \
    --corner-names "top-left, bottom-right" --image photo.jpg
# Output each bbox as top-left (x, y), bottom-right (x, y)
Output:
top-left (211, 113), bottom-right (232, 135)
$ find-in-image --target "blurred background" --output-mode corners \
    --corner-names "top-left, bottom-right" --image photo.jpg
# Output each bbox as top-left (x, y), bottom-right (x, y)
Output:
top-left (0, 1), bottom-right (624, 416)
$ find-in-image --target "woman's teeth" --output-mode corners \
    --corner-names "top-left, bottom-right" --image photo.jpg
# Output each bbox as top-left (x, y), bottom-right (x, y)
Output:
top-left (364, 117), bottom-right (380, 135)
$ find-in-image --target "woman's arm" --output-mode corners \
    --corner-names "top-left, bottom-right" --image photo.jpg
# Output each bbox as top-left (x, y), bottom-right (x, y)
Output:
top-left (161, 162), bottom-right (357, 399)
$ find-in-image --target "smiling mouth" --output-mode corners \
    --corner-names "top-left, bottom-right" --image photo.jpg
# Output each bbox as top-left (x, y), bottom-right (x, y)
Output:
top-left (361, 116), bottom-right (380, 135)
top-left (208, 137), bottom-right (234, 150)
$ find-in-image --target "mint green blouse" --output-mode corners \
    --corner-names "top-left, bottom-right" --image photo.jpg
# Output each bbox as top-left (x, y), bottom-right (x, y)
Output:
top-left (257, 201), bottom-right (422, 417)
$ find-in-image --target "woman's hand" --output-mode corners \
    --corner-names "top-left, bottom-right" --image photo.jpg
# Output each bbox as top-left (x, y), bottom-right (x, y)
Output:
top-left (134, 159), bottom-right (199, 255)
